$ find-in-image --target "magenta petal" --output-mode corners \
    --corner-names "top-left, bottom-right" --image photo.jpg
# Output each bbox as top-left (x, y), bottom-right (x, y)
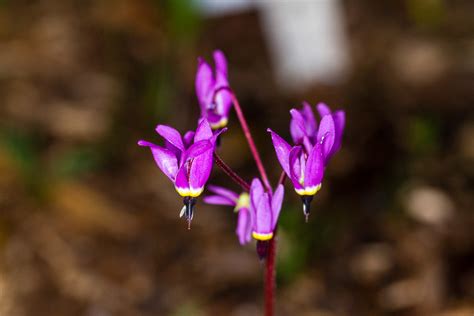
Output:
top-left (250, 178), bottom-right (264, 212)
top-left (203, 195), bottom-right (235, 206)
top-left (304, 142), bottom-right (324, 188)
top-left (211, 127), bottom-right (227, 145)
top-left (302, 135), bottom-right (313, 154)
top-left (213, 50), bottom-right (228, 83)
top-left (138, 140), bottom-right (178, 181)
top-left (155, 125), bottom-right (184, 152)
top-left (236, 208), bottom-right (252, 245)
top-left (183, 140), bottom-right (212, 160)
top-left (316, 115), bottom-right (336, 161)
top-left (188, 149), bottom-right (213, 191)
top-left (302, 101), bottom-right (317, 136)
top-left (271, 184), bottom-right (284, 228)
top-left (254, 192), bottom-right (272, 234)
top-left (289, 109), bottom-right (306, 143)
top-left (317, 102), bottom-right (331, 117)
top-left (175, 164), bottom-right (189, 190)
top-left (195, 59), bottom-right (214, 109)
top-left (183, 131), bottom-right (195, 148)
top-left (164, 140), bottom-right (181, 159)
top-left (289, 146), bottom-right (303, 190)
top-left (194, 119), bottom-right (213, 142)
top-left (267, 129), bottom-right (292, 176)
top-left (214, 89), bottom-right (232, 117)
top-left (330, 110), bottom-right (345, 156)
top-left (207, 185), bottom-right (239, 202)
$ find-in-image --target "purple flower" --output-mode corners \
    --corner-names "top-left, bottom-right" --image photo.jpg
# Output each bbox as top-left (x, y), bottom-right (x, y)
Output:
top-left (204, 185), bottom-right (252, 245)
top-left (290, 102), bottom-right (345, 164)
top-left (138, 119), bottom-right (225, 225)
top-left (268, 102), bottom-right (345, 219)
top-left (249, 178), bottom-right (284, 241)
top-left (203, 179), bottom-right (284, 247)
top-left (195, 50), bottom-right (232, 130)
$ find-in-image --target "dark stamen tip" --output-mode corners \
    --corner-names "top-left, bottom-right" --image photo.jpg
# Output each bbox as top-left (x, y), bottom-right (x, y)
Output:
top-left (256, 240), bottom-right (269, 261)
top-left (301, 195), bottom-right (314, 220)
top-left (183, 197), bottom-right (197, 229)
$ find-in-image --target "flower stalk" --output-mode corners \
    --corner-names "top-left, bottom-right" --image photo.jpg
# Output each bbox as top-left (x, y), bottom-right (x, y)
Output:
top-left (265, 232), bottom-right (277, 316)
top-left (215, 86), bottom-right (272, 192)
top-left (213, 153), bottom-right (250, 191)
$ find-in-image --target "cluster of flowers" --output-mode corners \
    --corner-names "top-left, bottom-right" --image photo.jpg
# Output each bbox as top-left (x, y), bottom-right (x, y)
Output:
top-left (138, 50), bottom-right (345, 253)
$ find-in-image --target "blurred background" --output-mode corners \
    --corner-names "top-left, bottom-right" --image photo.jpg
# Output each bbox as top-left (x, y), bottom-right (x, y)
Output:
top-left (0, 0), bottom-right (473, 315)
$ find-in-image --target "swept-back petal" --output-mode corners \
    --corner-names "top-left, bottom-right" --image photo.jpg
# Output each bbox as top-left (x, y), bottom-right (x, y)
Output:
top-left (213, 50), bottom-right (228, 85)
top-left (183, 131), bottom-right (195, 148)
top-left (214, 89), bottom-right (232, 117)
top-left (250, 178), bottom-right (264, 212)
top-left (289, 109), bottom-right (306, 143)
top-left (267, 129), bottom-right (291, 176)
top-left (316, 115), bottom-right (335, 161)
top-left (211, 127), bottom-right (227, 145)
top-left (182, 140), bottom-right (212, 162)
top-left (254, 192), bottom-right (272, 234)
top-left (164, 140), bottom-right (181, 159)
top-left (304, 142), bottom-right (324, 188)
top-left (330, 110), bottom-right (345, 157)
top-left (194, 118), bottom-right (213, 142)
top-left (155, 125), bottom-right (184, 151)
top-left (138, 140), bottom-right (178, 181)
top-left (195, 58), bottom-right (214, 109)
top-left (174, 164), bottom-right (190, 194)
top-left (302, 135), bottom-right (313, 154)
top-left (288, 146), bottom-right (303, 190)
top-left (203, 195), bottom-right (235, 206)
top-left (317, 102), bottom-right (331, 117)
top-left (236, 208), bottom-right (252, 245)
top-left (207, 185), bottom-right (239, 202)
top-left (271, 184), bottom-right (284, 228)
top-left (188, 149), bottom-right (213, 194)
top-left (302, 101), bottom-right (317, 136)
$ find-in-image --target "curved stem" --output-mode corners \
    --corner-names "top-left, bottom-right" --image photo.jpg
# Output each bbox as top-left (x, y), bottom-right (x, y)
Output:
top-left (214, 87), bottom-right (272, 192)
top-left (214, 153), bottom-right (250, 191)
top-left (265, 232), bottom-right (277, 316)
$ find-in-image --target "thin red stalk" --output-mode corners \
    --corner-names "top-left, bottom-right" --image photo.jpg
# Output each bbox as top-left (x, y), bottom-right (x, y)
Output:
top-left (214, 87), bottom-right (276, 316)
top-left (277, 171), bottom-right (286, 187)
top-left (265, 232), bottom-right (277, 316)
top-left (214, 87), bottom-right (271, 192)
top-left (214, 153), bottom-right (250, 191)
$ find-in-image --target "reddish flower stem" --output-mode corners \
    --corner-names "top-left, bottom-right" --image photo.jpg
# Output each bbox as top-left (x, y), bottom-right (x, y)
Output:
top-left (277, 171), bottom-right (286, 187)
top-left (214, 153), bottom-right (250, 191)
top-left (214, 87), bottom-right (272, 192)
top-left (214, 86), bottom-right (275, 316)
top-left (265, 232), bottom-right (277, 316)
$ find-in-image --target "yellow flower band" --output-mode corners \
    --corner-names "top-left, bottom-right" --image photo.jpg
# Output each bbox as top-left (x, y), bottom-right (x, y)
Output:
top-left (175, 186), bottom-right (204, 197)
top-left (252, 231), bottom-right (273, 241)
top-left (295, 183), bottom-right (322, 196)
top-left (209, 117), bottom-right (228, 130)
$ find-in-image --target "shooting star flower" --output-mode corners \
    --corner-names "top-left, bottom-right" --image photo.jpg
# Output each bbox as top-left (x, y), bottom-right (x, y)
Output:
top-left (195, 50), bottom-right (232, 130)
top-left (268, 102), bottom-right (345, 220)
top-left (138, 119), bottom-right (226, 227)
top-left (204, 185), bottom-right (252, 245)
